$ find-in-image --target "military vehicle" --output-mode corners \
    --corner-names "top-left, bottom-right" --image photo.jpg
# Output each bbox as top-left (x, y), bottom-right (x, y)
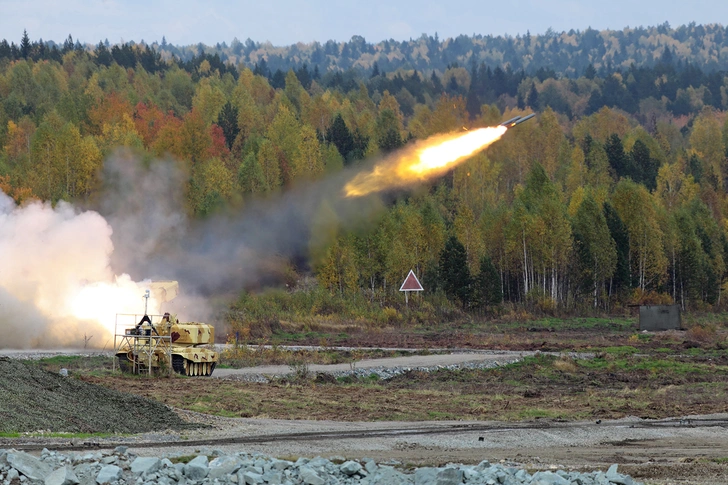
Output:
top-left (114, 281), bottom-right (218, 376)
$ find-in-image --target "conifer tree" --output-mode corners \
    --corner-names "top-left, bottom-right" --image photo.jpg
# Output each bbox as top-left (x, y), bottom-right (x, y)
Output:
top-left (439, 235), bottom-right (472, 308)
top-left (20, 30), bottom-right (31, 59)
top-left (474, 255), bottom-right (502, 308)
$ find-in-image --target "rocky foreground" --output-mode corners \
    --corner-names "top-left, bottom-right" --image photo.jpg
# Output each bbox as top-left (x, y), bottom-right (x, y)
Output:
top-left (0, 447), bottom-right (641, 485)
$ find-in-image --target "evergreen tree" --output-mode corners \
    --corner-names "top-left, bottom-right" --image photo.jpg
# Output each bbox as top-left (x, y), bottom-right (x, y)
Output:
top-left (474, 255), bottom-right (502, 308)
top-left (584, 63), bottom-right (597, 79)
top-left (371, 62), bottom-right (380, 78)
top-left (326, 114), bottom-right (354, 163)
top-left (20, 30), bottom-right (31, 59)
top-left (95, 42), bottom-right (113, 67)
top-left (630, 139), bottom-right (659, 190)
top-left (377, 127), bottom-right (403, 153)
top-left (430, 71), bottom-right (443, 93)
top-left (604, 134), bottom-right (631, 180)
top-left (526, 82), bottom-right (539, 109)
top-left (217, 101), bottom-right (240, 150)
top-left (438, 235), bottom-right (472, 308)
top-left (603, 201), bottom-right (631, 293)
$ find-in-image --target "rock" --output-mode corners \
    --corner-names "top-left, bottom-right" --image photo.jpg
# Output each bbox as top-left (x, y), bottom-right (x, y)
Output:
top-left (209, 456), bottom-right (243, 480)
top-left (59, 368), bottom-right (68, 377)
top-left (606, 464), bottom-right (633, 485)
top-left (371, 466), bottom-right (410, 484)
top-left (7, 451), bottom-right (54, 481)
top-left (263, 471), bottom-right (284, 484)
top-left (414, 467), bottom-right (438, 484)
top-left (299, 466), bottom-right (325, 485)
top-left (44, 466), bottom-right (79, 485)
top-left (269, 459), bottom-right (292, 471)
top-left (95, 465), bottom-right (122, 484)
top-left (113, 446), bottom-right (127, 455)
top-left (307, 457), bottom-right (330, 468)
top-left (515, 469), bottom-right (530, 482)
top-left (131, 457), bottom-right (161, 476)
top-left (364, 459), bottom-right (378, 474)
top-left (242, 470), bottom-right (264, 484)
top-left (183, 455), bottom-right (209, 481)
top-left (340, 460), bottom-right (362, 476)
top-left (531, 470), bottom-right (570, 485)
top-left (7, 468), bottom-right (20, 482)
top-left (435, 467), bottom-right (462, 485)
top-left (461, 467), bottom-right (480, 482)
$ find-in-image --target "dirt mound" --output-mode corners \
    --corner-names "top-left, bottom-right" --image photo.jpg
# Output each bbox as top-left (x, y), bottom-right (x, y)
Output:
top-left (0, 357), bottom-right (194, 434)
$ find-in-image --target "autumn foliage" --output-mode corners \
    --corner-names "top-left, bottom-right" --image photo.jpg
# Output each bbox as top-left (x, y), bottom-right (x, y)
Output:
top-left (2, 32), bottom-right (728, 315)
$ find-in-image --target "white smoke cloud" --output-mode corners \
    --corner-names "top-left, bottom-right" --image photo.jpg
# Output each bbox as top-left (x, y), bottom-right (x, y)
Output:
top-left (0, 191), bottom-right (157, 349)
top-left (0, 148), bottom-right (384, 349)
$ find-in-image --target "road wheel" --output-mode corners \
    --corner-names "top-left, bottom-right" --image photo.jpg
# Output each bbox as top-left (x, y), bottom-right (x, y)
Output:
top-left (117, 354), bottom-right (132, 373)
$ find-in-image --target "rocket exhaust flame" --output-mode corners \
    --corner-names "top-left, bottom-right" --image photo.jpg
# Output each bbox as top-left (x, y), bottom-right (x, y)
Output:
top-left (344, 125), bottom-right (508, 197)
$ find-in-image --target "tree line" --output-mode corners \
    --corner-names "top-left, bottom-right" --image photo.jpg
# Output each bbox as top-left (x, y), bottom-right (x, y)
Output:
top-left (1, 32), bottom-right (728, 315)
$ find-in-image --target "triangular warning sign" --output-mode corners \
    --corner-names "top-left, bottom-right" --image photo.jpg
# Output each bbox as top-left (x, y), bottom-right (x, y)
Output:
top-left (399, 269), bottom-right (424, 291)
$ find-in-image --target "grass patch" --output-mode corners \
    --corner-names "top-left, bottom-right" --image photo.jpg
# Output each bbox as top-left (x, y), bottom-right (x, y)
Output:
top-left (28, 355), bottom-right (114, 374)
top-left (85, 351), bottom-right (728, 423)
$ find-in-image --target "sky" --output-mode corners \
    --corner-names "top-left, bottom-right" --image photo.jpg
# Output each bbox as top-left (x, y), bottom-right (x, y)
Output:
top-left (1, 0), bottom-right (727, 47)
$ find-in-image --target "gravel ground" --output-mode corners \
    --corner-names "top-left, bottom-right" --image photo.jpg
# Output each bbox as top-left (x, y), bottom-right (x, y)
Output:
top-left (0, 357), bottom-right (195, 434)
top-left (1, 350), bottom-right (726, 484)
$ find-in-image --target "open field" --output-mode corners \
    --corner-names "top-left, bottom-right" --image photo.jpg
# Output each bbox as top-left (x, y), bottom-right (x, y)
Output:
top-left (79, 352), bottom-right (728, 422)
top-left (2, 319), bottom-right (728, 484)
top-left (234, 314), bottom-right (728, 354)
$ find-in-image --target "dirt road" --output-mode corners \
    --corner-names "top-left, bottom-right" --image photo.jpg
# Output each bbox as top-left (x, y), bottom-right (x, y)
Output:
top-left (212, 350), bottom-right (532, 377)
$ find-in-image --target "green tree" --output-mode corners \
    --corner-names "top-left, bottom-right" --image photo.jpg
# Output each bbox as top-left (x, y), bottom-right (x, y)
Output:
top-left (217, 101), bottom-right (240, 150)
top-left (20, 30), bottom-right (31, 59)
top-left (603, 201), bottom-right (631, 295)
top-left (238, 151), bottom-right (267, 194)
top-left (326, 113), bottom-right (354, 163)
top-left (438, 235), bottom-right (472, 308)
top-left (474, 255), bottom-right (503, 309)
top-left (571, 193), bottom-right (617, 307)
top-left (611, 179), bottom-right (667, 291)
top-left (630, 139), bottom-right (660, 190)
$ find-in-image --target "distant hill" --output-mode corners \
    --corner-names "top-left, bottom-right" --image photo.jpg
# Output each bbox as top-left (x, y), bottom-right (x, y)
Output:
top-left (152, 22), bottom-right (728, 76)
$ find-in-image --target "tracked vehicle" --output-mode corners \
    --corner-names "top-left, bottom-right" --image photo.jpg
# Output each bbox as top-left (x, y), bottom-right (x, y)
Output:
top-left (114, 282), bottom-right (218, 376)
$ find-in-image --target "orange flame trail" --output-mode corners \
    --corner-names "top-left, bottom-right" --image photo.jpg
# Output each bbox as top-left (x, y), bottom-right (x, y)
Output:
top-left (344, 125), bottom-right (507, 197)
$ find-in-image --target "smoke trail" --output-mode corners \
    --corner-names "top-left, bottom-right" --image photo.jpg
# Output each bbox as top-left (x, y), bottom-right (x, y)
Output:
top-left (98, 151), bottom-right (383, 302)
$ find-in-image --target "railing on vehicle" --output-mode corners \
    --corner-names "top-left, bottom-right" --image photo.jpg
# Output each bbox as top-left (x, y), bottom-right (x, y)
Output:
top-left (113, 313), bottom-right (172, 376)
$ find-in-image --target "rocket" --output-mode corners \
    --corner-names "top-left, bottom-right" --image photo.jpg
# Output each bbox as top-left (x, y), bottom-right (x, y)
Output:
top-left (499, 113), bottom-right (536, 127)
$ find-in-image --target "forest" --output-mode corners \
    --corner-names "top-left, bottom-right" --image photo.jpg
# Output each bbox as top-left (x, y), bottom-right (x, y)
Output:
top-left (1, 25), bottom-right (728, 326)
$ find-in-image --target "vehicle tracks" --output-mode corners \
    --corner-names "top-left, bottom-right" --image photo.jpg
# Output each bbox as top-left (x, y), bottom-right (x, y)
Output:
top-left (5, 417), bottom-right (727, 453)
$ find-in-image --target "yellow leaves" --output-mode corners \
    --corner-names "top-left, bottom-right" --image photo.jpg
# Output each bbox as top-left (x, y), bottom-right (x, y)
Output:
top-left (198, 59), bottom-right (212, 75)
top-left (189, 157), bottom-right (234, 214)
top-left (655, 160), bottom-right (698, 210)
top-left (533, 108), bottom-right (564, 178)
top-left (690, 108), bottom-right (725, 182)
top-left (99, 113), bottom-right (143, 153)
top-left (567, 186), bottom-right (586, 218)
top-left (565, 146), bottom-right (586, 198)
top-left (295, 125), bottom-right (323, 180)
top-left (4, 118), bottom-right (35, 159)
top-left (192, 78), bottom-right (226, 126)
top-left (572, 106), bottom-right (632, 145)
top-left (378, 91), bottom-right (404, 128)
top-left (428, 94), bottom-right (467, 136)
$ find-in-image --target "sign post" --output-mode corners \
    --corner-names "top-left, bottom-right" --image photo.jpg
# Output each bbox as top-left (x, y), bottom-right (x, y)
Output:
top-left (399, 269), bottom-right (424, 306)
